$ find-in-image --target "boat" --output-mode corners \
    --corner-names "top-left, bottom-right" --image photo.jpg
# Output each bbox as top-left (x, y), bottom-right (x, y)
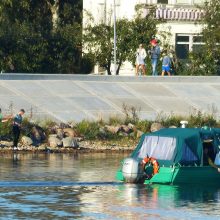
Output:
top-left (116, 127), bottom-right (220, 185)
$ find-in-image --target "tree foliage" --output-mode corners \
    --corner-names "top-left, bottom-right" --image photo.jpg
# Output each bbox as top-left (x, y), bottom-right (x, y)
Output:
top-left (188, 0), bottom-right (220, 75)
top-left (83, 8), bottom-right (159, 75)
top-left (202, 0), bottom-right (220, 75)
top-left (0, 0), bottom-right (83, 73)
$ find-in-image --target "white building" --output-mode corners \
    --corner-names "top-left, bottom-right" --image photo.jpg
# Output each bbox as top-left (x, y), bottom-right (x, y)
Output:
top-left (83, 0), bottom-right (207, 74)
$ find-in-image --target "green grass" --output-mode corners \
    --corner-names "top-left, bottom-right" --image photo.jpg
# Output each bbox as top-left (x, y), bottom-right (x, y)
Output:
top-left (1, 109), bottom-right (219, 144)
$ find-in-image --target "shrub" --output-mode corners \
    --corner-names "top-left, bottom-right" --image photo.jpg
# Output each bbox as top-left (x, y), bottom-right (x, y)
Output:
top-left (75, 120), bottom-right (100, 139)
top-left (0, 120), bottom-right (12, 140)
top-left (108, 116), bottom-right (124, 126)
top-left (154, 110), bottom-right (218, 128)
top-left (136, 120), bottom-right (152, 133)
top-left (21, 117), bottom-right (34, 136)
top-left (187, 111), bottom-right (217, 128)
top-left (80, 53), bottom-right (95, 74)
top-left (122, 104), bottom-right (140, 124)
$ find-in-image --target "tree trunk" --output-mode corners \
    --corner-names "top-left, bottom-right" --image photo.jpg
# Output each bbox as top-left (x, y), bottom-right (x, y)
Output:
top-left (116, 60), bottom-right (122, 75)
top-left (46, 0), bottom-right (60, 30)
top-left (105, 58), bottom-right (112, 75)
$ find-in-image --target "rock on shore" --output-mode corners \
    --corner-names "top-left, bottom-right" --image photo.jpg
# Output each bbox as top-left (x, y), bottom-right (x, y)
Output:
top-left (0, 122), bottom-right (165, 153)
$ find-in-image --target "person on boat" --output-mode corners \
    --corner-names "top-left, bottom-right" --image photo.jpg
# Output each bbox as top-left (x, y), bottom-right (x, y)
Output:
top-left (203, 142), bottom-right (220, 172)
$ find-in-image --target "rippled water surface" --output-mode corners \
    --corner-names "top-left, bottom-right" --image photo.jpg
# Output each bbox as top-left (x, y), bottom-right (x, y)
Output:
top-left (0, 152), bottom-right (220, 219)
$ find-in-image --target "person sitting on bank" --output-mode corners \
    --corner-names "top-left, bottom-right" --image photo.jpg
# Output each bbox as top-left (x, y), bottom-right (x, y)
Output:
top-left (12, 109), bottom-right (25, 150)
top-left (203, 142), bottom-right (220, 172)
top-left (161, 50), bottom-right (171, 76)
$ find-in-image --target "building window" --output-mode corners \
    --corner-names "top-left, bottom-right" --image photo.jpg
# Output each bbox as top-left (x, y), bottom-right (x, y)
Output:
top-left (175, 34), bottom-right (204, 59)
top-left (192, 36), bottom-right (204, 53)
top-left (158, 0), bottom-right (168, 4)
top-left (193, 0), bottom-right (206, 4)
top-left (176, 0), bottom-right (190, 4)
top-left (176, 35), bottom-right (190, 59)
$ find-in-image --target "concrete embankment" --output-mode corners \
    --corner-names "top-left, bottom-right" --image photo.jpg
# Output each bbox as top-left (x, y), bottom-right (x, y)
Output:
top-left (0, 74), bottom-right (220, 122)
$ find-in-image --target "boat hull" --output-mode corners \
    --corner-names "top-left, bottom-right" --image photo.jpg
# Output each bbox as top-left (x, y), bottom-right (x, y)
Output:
top-left (116, 166), bottom-right (220, 185)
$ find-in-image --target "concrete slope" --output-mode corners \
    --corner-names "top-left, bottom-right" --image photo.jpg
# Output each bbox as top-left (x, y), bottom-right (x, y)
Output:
top-left (0, 74), bottom-right (220, 122)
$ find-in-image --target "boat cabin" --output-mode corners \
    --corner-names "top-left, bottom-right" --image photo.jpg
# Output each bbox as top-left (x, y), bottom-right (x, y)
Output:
top-left (131, 128), bottom-right (220, 167)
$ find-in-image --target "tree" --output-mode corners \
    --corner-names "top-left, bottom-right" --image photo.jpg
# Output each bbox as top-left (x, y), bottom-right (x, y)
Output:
top-left (202, 0), bottom-right (220, 75)
top-left (83, 7), bottom-right (159, 75)
top-left (0, 0), bottom-right (83, 73)
top-left (188, 0), bottom-right (220, 75)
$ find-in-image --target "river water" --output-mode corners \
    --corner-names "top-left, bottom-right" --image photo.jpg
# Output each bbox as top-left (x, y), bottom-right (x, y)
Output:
top-left (0, 152), bottom-right (220, 220)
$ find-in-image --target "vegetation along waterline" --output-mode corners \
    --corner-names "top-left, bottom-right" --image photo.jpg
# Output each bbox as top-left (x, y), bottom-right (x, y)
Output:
top-left (0, 109), bottom-right (219, 153)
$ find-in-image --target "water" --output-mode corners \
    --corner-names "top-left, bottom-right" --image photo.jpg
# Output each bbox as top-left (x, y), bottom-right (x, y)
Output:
top-left (0, 152), bottom-right (220, 219)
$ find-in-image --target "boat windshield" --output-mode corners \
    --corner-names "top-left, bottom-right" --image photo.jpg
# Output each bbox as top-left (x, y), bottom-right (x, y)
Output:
top-left (135, 136), bottom-right (176, 160)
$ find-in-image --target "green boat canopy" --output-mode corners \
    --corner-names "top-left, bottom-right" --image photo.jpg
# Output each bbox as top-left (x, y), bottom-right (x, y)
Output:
top-left (131, 128), bottom-right (220, 167)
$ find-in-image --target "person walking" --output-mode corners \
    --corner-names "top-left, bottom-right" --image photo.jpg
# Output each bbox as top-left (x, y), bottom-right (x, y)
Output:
top-left (135, 44), bottom-right (147, 76)
top-left (12, 109), bottom-right (25, 150)
top-left (161, 50), bottom-right (171, 76)
top-left (150, 39), bottom-right (160, 76)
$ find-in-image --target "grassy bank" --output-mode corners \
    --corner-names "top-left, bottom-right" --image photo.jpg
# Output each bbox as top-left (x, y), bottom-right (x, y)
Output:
top-left (1, 109), bottom-right (219, 151)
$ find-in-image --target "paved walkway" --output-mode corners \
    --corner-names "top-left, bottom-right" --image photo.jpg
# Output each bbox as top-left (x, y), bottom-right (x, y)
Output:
top-left (0, 74), bottom-right (220, 122)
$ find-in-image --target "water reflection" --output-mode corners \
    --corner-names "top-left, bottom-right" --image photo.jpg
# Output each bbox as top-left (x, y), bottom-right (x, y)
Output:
top-left (0, 152), bottom-right (219, 219)
top-left (113, 184), bottom-right (220, 219)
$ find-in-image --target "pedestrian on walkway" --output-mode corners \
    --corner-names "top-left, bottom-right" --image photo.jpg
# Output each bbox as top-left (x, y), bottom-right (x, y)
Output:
top-left (12, 109), bottom-right (25, 150)
top-left (161, 50), bottom-right (171, 76)
top-left (135, 44), bottom-right (147, 76)
top-left (150, 39), bottom-right (160, 76)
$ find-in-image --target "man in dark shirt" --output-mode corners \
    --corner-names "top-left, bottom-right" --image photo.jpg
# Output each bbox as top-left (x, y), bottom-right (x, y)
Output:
top-left (12, 109), bottom-right (25, 150)
top-left (203, 142), bottom-right (220, 172)
top-left (150, 39), bottom-right (160, 76)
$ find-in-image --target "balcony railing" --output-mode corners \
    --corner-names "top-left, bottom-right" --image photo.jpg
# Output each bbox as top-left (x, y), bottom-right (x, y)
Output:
top-left (142, 7), bottom-right (205, 21)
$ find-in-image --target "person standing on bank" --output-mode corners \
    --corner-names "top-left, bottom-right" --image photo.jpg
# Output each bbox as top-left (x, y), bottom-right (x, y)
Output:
top-left (150, 39), bottom-right (160, 76)
top-left (135, 44), bottom-right (147, 76)
top-left (12, 109), bottom-right (25, 150)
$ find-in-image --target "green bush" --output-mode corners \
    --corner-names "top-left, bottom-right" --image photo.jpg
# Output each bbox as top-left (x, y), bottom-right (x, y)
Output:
top-left (187, 111), bottom-right (218, 128)
top-left (136, 120), bottom-right (152, 133)
top-left (20, 117), bottom-right (35, 136)
top-left (153, 111), bottom-right (218, 129)
top-left (80, 53), bottom-right (95, 74)
top-left (0, 120), bottom-right (12, 140)
top-left (0, 108), bottom-right (219, 142)
top-left (154, 112), bottom-right (180, 126)
top-left (108, 116), bottom-right (124, 126)
top-left (75, 120), bottom-right (100, 139)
